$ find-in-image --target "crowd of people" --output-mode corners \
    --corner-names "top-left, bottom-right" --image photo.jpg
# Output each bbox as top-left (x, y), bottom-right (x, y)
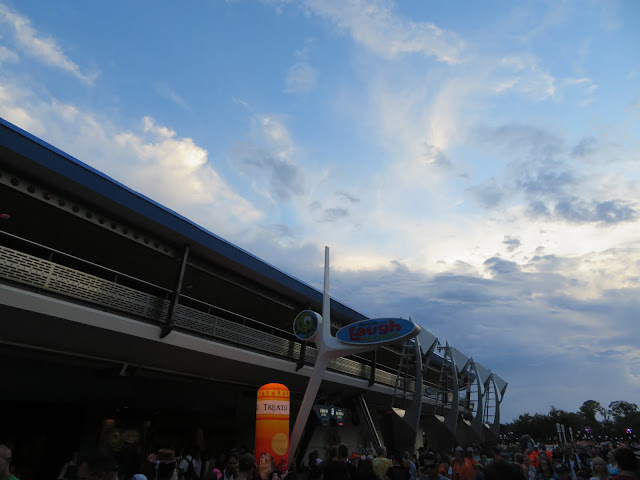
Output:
top-left (1, 440), bottom-right (639, 480)
top-left (300, 441), bottom-right (640, 480)
top-left (303, 442), bottom-right (640, 480)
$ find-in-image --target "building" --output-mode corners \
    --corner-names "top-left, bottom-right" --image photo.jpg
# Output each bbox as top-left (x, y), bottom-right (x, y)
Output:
top-left (0, 117), bottom-right (506, 479)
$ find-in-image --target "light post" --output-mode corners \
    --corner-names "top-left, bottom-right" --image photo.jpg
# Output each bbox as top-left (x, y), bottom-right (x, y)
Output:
top-left (556, 423), bottom-right (563, 445)
top-left (289, 247), bottom-right (420, 464)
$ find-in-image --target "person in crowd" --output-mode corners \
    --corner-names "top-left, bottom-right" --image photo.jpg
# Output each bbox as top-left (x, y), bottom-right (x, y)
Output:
top-left (440, 453), bottom-right (452, 479)
top-left (76, 449), bottom-right (119, 480)
top-left (0, 445), bottom-right (18, 480)
top-left (350, 452), bottom-right (361, 469)
top-left (544, 447), bottom-right (554, 461)
top-left (524, 455), bottom-right (536, 480)
top-left (483, 461), bottom-right (526, 480)
top-left (579, 452), bottom-right (592, 474)
top-left (202, 460), bottom-right (222, 480)
top-left (217, 453), bottom-right (228, 474)
top-left (556, 464), bottom-right (571, 480)
top-left (610, 447), bottom-right (638, 480)
top-left (58, 451), bottom-right (80, 480)
top-left (308, 451), bottom-right (322, 470)
top-left (419, 454), bottom-right (446, 480)
top-left (386, 451), bottom-right (410, 480)
top-left (203, 450), bottom-right (218, 478)
top-left (529, 447), bottom-right (541, 471)
top-left (418, 447), bottom-right (428, 468)
top-left (474, 464), bottom-right (485, 480)
top-left (309, 467), bottom-right (323, 480)
top-left (322, 444), bottom-right (350, 480)
top-left (466, 449), bottom-right (478, 467)
top-left (356, 458), bottom-right (379, 480)
top-left (590, 457), bottom-right (611, 480)
top-left (552, 452), bottom-right (563, 469)
top-left (537, 456), bottom-right (558, 480)
top-left (473, 448), bottom-right (482, 465)
top-left (489, 447), bottom-right (503, 464)
top-left (372, 445), bottom-right (393, 480)
top-left (265, 457), bottom-right (288, 480)
top-left (221, 452), bottom-right (239, 480)
top-left (567, 453), bottom-right (583, 480)
top-left (452, 447), bottom-right (475, 480)
top-left (235, 454), bottom-right (255, 480)
top-left (403, 451), bottom-right (418, 480)
top-left (607, 452), bottom-right (619, 477)
top-left (330, 444), bottom-right (354, 479)
top-left (179, 447), bottom-right (203, 480)
top-left (148, 449), bottom-right (179, 480)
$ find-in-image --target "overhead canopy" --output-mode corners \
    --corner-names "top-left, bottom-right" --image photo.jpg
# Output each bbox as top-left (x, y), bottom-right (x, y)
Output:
top-left (493, 374), bottom-right (508, 398)
top-left (417, 328), bottom-right (438, 354)
top-left (473, 361), bottom-right (492, 385)
top-left (450, 347), bottom-right (470, 374)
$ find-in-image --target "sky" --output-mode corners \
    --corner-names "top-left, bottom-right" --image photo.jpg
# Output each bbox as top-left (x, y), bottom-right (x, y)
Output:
top-left (0, 0), bottom-right (639, 423)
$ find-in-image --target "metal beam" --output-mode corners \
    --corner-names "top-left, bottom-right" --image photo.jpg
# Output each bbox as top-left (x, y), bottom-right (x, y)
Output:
top-left (296, 339), bottom-right (307, 371)
top-left (369, 348), bottom-right (378, 386)
top-left (160, 244), bottom-right (189, 338)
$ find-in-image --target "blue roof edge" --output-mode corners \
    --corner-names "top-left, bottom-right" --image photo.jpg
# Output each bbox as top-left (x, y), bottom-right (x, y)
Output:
top-left (0, 116), bottom-right (367, 322)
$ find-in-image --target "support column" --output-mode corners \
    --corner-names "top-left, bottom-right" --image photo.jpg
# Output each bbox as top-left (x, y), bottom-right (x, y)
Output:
top-left (160, 244), bottom-right (189, 338)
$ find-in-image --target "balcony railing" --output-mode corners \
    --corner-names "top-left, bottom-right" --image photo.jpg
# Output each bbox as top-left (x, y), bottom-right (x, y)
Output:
top-left (0, 230), bottom-right (403, 387)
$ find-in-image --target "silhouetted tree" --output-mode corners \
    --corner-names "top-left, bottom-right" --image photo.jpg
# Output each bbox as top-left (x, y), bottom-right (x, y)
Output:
top-left (579, 400), bottom-right (603, 424)
top-left (608, 400), bottom-right (639, 424)
top-left (502, 399), bottom-right (640, 444)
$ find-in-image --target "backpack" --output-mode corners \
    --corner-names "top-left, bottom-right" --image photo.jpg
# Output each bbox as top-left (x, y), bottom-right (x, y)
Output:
top-left (182, 456), bottom-right (197, 480)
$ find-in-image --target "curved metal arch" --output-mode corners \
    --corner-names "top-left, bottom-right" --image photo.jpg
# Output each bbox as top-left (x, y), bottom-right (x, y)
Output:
top-left (434, 342), bottom-right (459, 435)
top-left (467, 359), bottom-right (484, 433)
top-left (391, 327), bottom-right (424, 432)
top-left (483, 372), bottom-right (508, 437)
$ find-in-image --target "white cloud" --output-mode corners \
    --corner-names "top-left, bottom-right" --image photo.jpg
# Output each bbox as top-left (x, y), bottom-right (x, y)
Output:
top-left (0, 81), bottom-right (43, 132)
top-left (0, 3), bottom-right (97, 84)
top-left (0, 44), bottom-right (18, 63)
top-left (557, 77), bottom-right (598, 106)
top-left (230, 114), bottom-right (307, 203)
top-left (284, 62), bottom-right (318, 94)
top-left (0, 80), bottom-right (261, 235)
top-left (153, 82), bottom-right (191, 111)
top-left (493, 55), bottom-right (555, 100)
top-left (302, 0), bottom-right (464, 63)
top-left (113, 117), bottom-right (259, 222)
top-left (293, 36), bottom-right (316, 60)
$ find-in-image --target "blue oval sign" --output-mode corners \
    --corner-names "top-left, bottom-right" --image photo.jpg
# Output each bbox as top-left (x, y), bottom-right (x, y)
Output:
top-left (336, 318), bottom-right (417, 345)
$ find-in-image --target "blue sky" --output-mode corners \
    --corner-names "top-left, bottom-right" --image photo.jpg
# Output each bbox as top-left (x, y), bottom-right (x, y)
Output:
top-left (1, 0), bottom-right (639, 422)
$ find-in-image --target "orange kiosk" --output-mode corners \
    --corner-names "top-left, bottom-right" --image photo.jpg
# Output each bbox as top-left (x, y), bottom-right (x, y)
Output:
top-left (256, 383), bottom-right (290, 479)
